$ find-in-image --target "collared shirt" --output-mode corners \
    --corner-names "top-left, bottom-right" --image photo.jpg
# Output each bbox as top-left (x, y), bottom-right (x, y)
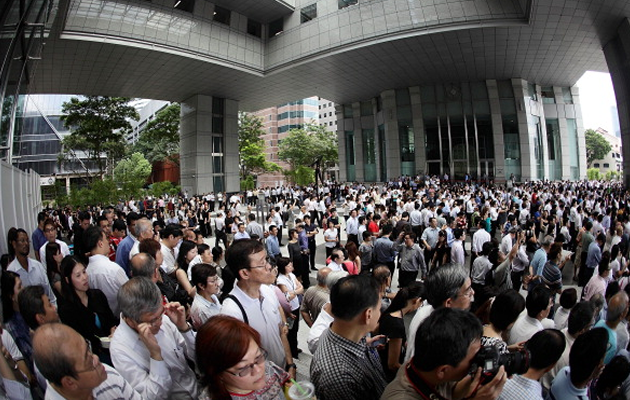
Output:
top-left (221, 284), bottom-right (286, 368)
top-left (410, 210), bottom-right (422, 226)
top-left (594, 319), bottom-right (617, 364)
top-left (450, 240), bottom-right (465, 266)
top-left (310, 328), bottom-right (387, 400)
top-left (246, 221), bottom-right (264, 238)
top-left (508, 315), bottom-right (545, 345)
top-left (115, 234), bottom-right (135, 276)
top-left (45, 364), bottom-right (143, 400)
top-left (471, 229), bottom-right (491, 253)
top-left (500, 234), bottom-right (513, 255)
top-left (297, 230), bottom-right (308, 250)
top-left (32, 228), bottom-right (46, 257)
top-left (160, 243), bottom-right (177, 274)
top-left (586, 241), bottom-right (602, 268)
top-left (346, 216), bottom-right (359, 235)
top-left (8, 258), bottom-right (57, 306)
top-left (583, 274), bottom-right (607, 301)
top-left (405, 302), bottom-right (434, 363)
top-left (471, 256), bottom-right (493, 284)
top-left (307, 306), bottom-right (334, 354)
top-left (393, 240), bottom-right (426, 274)
top-left (420, 227), bottom-right (439, 249)
top-left (498, 374), bottom-right (543, 400)
top-left (266, 235), bottom-right (280, 257)
top-left (39, 240), bottom-right (70, 267)
top-left (86, 254), bottom-right (128, 315)
top-left (530, 248), bottom-right (548, 276)
top-left (542, 328), bottom-right (575, 390)
top-left (549, 367), bottom-right (588, 400)
top-left (300, 285), bottom-right (329, 325)
top-left (327, 260), bottom-right (344, 272)
top-left (234, 231), bottom-right (251, 240)
top-left (374, 237), bottom-right (396, 263)
top-left (110, 315), bottom-right (196, 400)
top-left (190, 294), bottom-right (221, 330)
top-left (512, 245), bottom-right (529, 273)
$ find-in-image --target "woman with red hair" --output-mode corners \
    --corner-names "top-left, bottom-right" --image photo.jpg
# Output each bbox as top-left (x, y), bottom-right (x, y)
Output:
top-left (196, 315), bottom-right (291, 400)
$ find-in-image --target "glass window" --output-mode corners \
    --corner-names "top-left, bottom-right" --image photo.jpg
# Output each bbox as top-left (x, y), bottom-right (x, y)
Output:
top-left (378, 124), bottom-right (387, 181)
top-left (343, 104), bottom-right (353, 118)
top-left (604, 163), bottom-right (610, 168)
top-left (541, 87), bottom-right (555, 104)
top-left (594, 163), bottom-right (600, 168)
top-left (174, 0), bottom-right (194, 13)
top-left (212, 117), bottom-right (223, 134)
top-left (476, 115), bottom-right (494, 159)
top-left (360, 101), bottom-right (372, 116)
top-left (212, 97), bottom-right (225, 114)
top-left (338, 0), bottom-right (358, 9)
top-left (424, 118), bottom-right (440, 160)
top-left (213, 136), bottom-right (223, 153)
top-left (301, 3), bottom-right (317, 23)
top-left (213, 5), bottom-right (230, 25)
top-left (213, 156), bottom-right (223, 173)
top-left (269, 18), bottom-right (284, 37)
top-left (346, 131), bottom-right (356, 181)
top-left (247, 19), bottom-right (262, 37)
top-left (562, 87), bottom-right (573, 104)
top-left (213, 176), bottom-right (224, 192)
top-left (363, 129), bottom-right (376, 181)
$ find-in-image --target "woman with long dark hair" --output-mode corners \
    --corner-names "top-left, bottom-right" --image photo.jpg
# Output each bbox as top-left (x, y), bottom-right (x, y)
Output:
top-left (44, 242), bottom-right (63, 298)
top-left (377, 282), bottom-right (424, 381)
top-left (58, 256), bottom-right (117, 361)
top-left (196, 315), bottom-right (291, 400)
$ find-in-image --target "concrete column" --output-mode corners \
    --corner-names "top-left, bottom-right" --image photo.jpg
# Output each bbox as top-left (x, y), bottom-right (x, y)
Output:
top-left (486, 80), bottom-right (505, 180)
top-left (336, 105), bottom-right (348, 182)
top-left (410, 86), bottom-right (426, 174)
top-left (571, 86), bottom-right (587, 180)
top-left (604, 18), bottom-right (630, 187)
top-left (381, 90), bottom-right (401, 178)
top-left (180, 95), bottom-right (239, 194)
top-left (512, 79), bottom-right (536, 181)
top-left (353, 102), bottom-right (365, 182)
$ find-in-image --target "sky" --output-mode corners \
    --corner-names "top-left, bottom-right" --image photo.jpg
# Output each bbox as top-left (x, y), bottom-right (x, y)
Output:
top-left (576, 71), bottom-right (620, 135)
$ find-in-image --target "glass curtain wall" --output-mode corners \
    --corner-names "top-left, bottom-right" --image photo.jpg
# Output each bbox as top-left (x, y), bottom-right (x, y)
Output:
top-left (345, 131), bottom-right (356, 181)
top-left (363, 129), bottom-right (376, 181)
top-left (546, 118), bottom-right (562, 180)
top-left (498, 80), bottom-right (521, 180)
top-left (397, 89), bottom-right (415, 176)
top-left (421, 82), bottom-right (493, 179)
top-left (566, 119), bottom-right (580, 179)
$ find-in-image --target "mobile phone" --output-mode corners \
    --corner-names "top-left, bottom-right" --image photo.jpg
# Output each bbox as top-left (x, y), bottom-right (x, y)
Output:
top-left (372, 336), bottom-right (388, 346)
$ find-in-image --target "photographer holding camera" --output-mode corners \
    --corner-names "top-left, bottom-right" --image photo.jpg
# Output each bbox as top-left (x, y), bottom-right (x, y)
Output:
top-left (382, 308), bottom-right (506, 400)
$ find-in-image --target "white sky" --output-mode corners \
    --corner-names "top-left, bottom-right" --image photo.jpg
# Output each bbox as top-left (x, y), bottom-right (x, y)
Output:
top-left (576, 71), bottom-right (619, 135)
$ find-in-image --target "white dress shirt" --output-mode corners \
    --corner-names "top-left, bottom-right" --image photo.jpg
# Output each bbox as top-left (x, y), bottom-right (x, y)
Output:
top-left (87, 254), bottom-right (128, 315)
top-left (110, 316), bottom-right (197, 400)
top-left (508, 314), bottom-right (554, 345)
top-left (307, 304), bottom-right (334, 354)
top-left (38, 240), bottom-right (70, 267)
top-left (405, 302), bottom-right (435, 362)
top-left (8, 258), bottom-right (57, 306)
top-left (160, 243), bottom-right (177, 275)
top-left (472, 229), bottom-right (491, 253)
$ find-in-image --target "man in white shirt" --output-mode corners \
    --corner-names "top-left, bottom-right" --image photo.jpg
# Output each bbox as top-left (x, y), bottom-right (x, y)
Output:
top-left (38, 218), bottom-right (70, 267)
top-left (327, 248), bottom-right (346, 272)
top-left (111, 278), bottom-right (196, 400)
top-left (508, 285), bottom-right (555, 345)
top-left (450, 228), bottom-right (466, 266)
top-left (85, 226), bottom-right (129, 315)
top-left (129, 218), bottom-right (155, 261)
top-left (33, 323), bottom-right (145, 400)
top-left (346, 209), bottom-right (359, 246)
top-left (8, 228), bottom-right (57, 306)
top-left (220, 239), bottom-right (295, 375)
top-left (160, 225), bottom-right (183, 275)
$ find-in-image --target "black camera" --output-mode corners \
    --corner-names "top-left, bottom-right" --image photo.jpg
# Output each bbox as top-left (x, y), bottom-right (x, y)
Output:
top-left (469, 345), bottom-right (529, 384)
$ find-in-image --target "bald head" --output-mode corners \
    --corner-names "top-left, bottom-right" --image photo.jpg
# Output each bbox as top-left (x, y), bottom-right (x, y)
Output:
top-left (33, 323), bottom-right (87, 386)
top-left (607, 291), bottom-right (629, 323)
top-left (130, 252), bottom-right (158, 281)
top-left (316, 267), bottom-right (332, 286)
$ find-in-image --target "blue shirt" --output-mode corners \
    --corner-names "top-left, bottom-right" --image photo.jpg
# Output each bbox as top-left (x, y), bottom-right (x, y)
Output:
top-left (594, 320), bottom-right (617, 365)
top-left (547, 366), bottom-right (588, 400)
top-left (498, 374), bottom-right (543, 400)
top-left (531, 248), bottom-right (548, 276)
top-left (586, 241), bottom-right (602, 269)
top-left (266, 235), bottom-right (280, 257)
top-left (31, 228), bottom-right (46, 257)
top-left (115, 235), bottom-right (134, 276)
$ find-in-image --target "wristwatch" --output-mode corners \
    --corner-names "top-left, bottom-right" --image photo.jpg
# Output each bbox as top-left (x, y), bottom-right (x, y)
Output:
top-left (286, 363), bottom-right (297, 371)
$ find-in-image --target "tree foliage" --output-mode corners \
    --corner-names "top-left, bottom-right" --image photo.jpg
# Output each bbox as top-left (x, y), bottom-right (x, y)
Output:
top-left (113, 152), bottom-right (152, 198)
top-left (238, 112), bottom-right (280, 177)
top-left (585, 129), bottom-right (612, 166)
top-left (60, 96), bottom-right (139, 179)
top-left (149, 181), bottom-right (181, 198)
top-left (133, 103), bottom-right (181, 164)
top-left (278, 123), bottom-right (338, 180)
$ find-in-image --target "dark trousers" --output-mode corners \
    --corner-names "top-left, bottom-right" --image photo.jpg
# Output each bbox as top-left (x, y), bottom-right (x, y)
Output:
top-left (348, 234), bottom-right (359, 247)
top-left (381, 260), bottom-right (396, 278)
top-left (278, 226), bottom-right (284, 245)
top-left (579, 266), bottom-right (595, 288)
top-left (308, 240), bottom-right (317, 270)
top-left (288, 311), bottom-right (300, 357)
top-left (399, 270), bottom-right (418, 288)
top-left (300, 254), bottom-right (311, 289)
top-left (511, 270), bottom-right (524, 292)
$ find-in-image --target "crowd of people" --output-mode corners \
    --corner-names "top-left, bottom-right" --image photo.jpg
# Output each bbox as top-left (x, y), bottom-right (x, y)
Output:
top-left (0, 176), bottom-right (630, 399)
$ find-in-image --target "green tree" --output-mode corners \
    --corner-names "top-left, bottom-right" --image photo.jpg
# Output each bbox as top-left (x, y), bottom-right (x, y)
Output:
top-left (585, 129), bottom-right (612, 166)
top-left (149, 181), bottom-right (181, 198)
top-left (238, 112), bottom-right (280, 177)
top-left (113, 152), bottom-right (152, 198)
top-left (133, 103), bottom-right (181, 164)
top-left (278, 123), bottom-right (338, 182)
top-left (60, 96), bottom-right (139, 179)
top-left (587, 167), bottom-right (601, 180)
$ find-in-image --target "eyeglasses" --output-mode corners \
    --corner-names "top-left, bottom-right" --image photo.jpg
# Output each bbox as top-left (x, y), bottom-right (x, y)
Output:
top-left (138, 308), bottom-right (164, 326)
top-left (44, 228), bottom-right (56, 233)
top-left (75, 339), bottom-right (98, 374)
top-left (248, 257), bottom-right (273, 270)
top-left (225, 349), bottom-right (268, 377)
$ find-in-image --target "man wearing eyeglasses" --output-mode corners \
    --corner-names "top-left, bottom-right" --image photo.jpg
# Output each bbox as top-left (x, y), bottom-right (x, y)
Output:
top-left (110, 277), bottom-right (195, 400)
top-left (220, 239), bottom-right (296, 377)
top-left (33, 323), bottom-right (144, 400)
top-left (38, 218), bottom-right (71, 268)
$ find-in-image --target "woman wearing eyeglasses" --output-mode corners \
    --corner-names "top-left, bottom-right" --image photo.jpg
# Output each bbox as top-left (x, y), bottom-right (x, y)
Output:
top-left (190, 263), bottom-right (222, 330)
top-left (196, 315), bottom-right (291, 400)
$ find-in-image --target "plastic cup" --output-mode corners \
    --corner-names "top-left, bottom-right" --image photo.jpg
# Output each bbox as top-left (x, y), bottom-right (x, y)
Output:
top-left (287, 381), bottom-right (316, 400)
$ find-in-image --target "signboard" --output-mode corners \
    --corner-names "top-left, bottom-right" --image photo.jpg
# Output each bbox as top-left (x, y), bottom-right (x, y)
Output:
top-left (40, 177), bottom-right (56, 186)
